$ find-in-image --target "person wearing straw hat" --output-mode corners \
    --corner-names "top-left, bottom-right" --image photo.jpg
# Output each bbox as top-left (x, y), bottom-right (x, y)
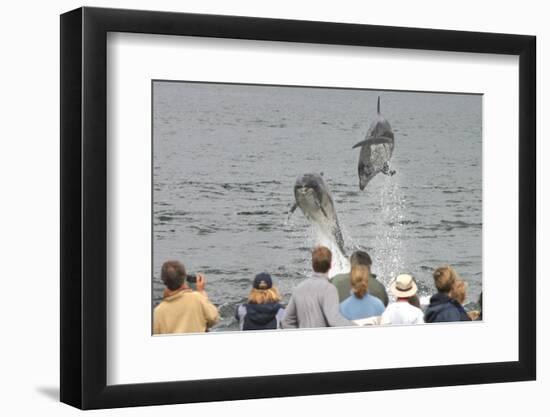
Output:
top-left (380, 274), bottom-right (424, 325)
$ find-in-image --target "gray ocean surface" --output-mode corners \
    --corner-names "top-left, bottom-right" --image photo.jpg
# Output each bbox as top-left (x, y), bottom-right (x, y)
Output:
top-left (152, 81), bottom-right (482, 331)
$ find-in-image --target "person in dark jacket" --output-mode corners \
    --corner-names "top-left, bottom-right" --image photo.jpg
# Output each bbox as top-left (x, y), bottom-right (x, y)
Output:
top-left (235, 273), bottom-right (285, 330)
top-left (425, 266), bottom-right (471, 323)
top-left (450, 278), bottom-right (479, 320)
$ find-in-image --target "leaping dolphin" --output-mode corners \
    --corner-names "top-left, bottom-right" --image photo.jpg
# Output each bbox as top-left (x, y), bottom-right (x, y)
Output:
top-left (353, 96), bottom-right (395, 190)
top-left (288, 173), bottom-right (346, 256)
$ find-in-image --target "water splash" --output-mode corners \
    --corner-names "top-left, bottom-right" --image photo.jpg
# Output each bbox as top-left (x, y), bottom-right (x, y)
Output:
top-left (371, 175), bottom-right (406, 288)
top-left (289, 221), bottom-right (349, 278)
top-left (310, 225), bottom-right (350, 277)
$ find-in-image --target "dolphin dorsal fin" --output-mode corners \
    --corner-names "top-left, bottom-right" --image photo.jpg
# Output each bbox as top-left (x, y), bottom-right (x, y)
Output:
top-left (377, 96), bottom-right (381, 114)
top-left (320, 172), bottom-right (324, 177)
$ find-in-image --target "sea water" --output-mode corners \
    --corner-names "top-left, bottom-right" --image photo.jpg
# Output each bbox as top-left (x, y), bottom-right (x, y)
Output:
top-left (152, 82), bottom-right (482, 330)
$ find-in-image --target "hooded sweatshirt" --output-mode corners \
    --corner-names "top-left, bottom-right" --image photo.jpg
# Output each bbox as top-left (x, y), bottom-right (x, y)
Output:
top-left (235, 303), bottom-right (285, 331)
top-left (424, 293), bottom-right (471, 323)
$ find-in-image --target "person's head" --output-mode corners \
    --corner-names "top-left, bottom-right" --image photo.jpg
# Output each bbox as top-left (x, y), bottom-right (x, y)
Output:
top-left (312, 246), bottom-right (332, 273)
top-left (450, 279), bottom-right (468, 305)
top-left (161, 260), bottom-right (186, 291)
top-left (390, 273), bottom-right (418, 299)
top-left (432, 265), bottom-right (459, 294)
top-left (350, 250), bottom-right (373, 268)
top-left (350, 264), bottom-right (370, 299)
top-left (248, 272), bottom-right (281, 304)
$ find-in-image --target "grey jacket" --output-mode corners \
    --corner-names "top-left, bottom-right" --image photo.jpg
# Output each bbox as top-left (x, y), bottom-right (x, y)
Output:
top-left (282, 272), bottom-right (355, 328)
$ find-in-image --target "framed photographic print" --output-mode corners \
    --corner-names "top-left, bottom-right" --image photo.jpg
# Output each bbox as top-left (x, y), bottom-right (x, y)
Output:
top-left (60, 6), bottom-right (536, 410)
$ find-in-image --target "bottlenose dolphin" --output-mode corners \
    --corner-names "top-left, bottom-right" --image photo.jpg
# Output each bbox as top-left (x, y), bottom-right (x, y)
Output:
top-left (288, 173), bottom-right (346, 256)
top-left (353, 96), bottom-right (395, 190)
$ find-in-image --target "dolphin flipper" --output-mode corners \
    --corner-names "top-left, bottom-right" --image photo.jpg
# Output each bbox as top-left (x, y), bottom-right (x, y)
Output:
top-left (287, 203), bottom-right (297, 221)
top-left (336, 235), bottom-right (346, 257)
top-left (352, 139), bottom-right (369, 149)
top-left (352, 136), bottom-right (393, 149)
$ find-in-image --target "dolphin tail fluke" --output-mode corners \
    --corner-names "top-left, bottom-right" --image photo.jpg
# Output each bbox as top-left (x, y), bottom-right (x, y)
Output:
top-left (333, 220), bottom-right (347, 257)
top-left (335, 231), bottom-right (347, 258)
top-left (337, 241), bottom-right (347, 258)
top-left (377, 96), bottom-right (381, 114)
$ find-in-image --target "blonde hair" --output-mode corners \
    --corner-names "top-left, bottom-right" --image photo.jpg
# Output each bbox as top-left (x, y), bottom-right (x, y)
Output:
top-left (450, 279), bottom-right (468, 305)
top-left (350, 264), bottom-right (370, 299)
top-left (433, 265), bottom-right (459, 293)
top-left (248, 287), bottom-right (281, 304)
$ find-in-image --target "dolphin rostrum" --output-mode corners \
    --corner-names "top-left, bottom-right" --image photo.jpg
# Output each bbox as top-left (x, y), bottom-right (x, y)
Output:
top-left (288, 173), bottom-right (346, 256)
top-left (353, 96), bottom-right (395, 190)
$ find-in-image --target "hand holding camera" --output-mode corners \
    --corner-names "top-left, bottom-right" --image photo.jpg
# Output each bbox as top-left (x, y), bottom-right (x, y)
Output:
top-left (186, 272), bottom-right (208, 297)
top-left (195, 273), bottom-right (206, 293)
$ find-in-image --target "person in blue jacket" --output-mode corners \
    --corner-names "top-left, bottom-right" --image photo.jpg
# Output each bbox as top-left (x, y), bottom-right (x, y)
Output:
top-left (425, 266), bottom-right (471, 323)
top-left (235, 273), bottom-right (285, 330)
top-left (339, 264), bottom-right (385, 321)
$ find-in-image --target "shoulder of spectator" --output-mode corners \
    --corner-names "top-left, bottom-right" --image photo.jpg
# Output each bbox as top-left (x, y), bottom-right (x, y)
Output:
top-left (331, 273), bottom-right (344, 281)
top-left (198, 292), bottom-right (218, 311)
top-left (325, 279), bottom-right (339, 292)
top-left (236, 303), bottom-right (246, 316)
top-left (153, 300), bottom-right (168, 313)
top-left (339, 295), bottom-right (352, 307)
top-left (192, 290), bottom-right (210, 300)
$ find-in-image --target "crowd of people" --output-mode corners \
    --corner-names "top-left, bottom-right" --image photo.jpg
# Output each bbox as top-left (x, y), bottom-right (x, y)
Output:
top-left (153, 246), bottom-right (482, 334)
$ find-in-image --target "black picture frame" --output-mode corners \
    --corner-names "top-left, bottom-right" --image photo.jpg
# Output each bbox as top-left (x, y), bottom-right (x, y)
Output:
top-left (60, 6), bottom-right (536, 410)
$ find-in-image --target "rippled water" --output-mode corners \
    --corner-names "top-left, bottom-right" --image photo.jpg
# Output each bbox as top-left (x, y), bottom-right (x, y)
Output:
top-left (152, 81), bottom-right (482, 330)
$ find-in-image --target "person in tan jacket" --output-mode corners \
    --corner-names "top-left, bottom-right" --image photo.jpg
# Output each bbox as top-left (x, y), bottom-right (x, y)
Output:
top-left (153, 260), bottom-right (219, 334)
